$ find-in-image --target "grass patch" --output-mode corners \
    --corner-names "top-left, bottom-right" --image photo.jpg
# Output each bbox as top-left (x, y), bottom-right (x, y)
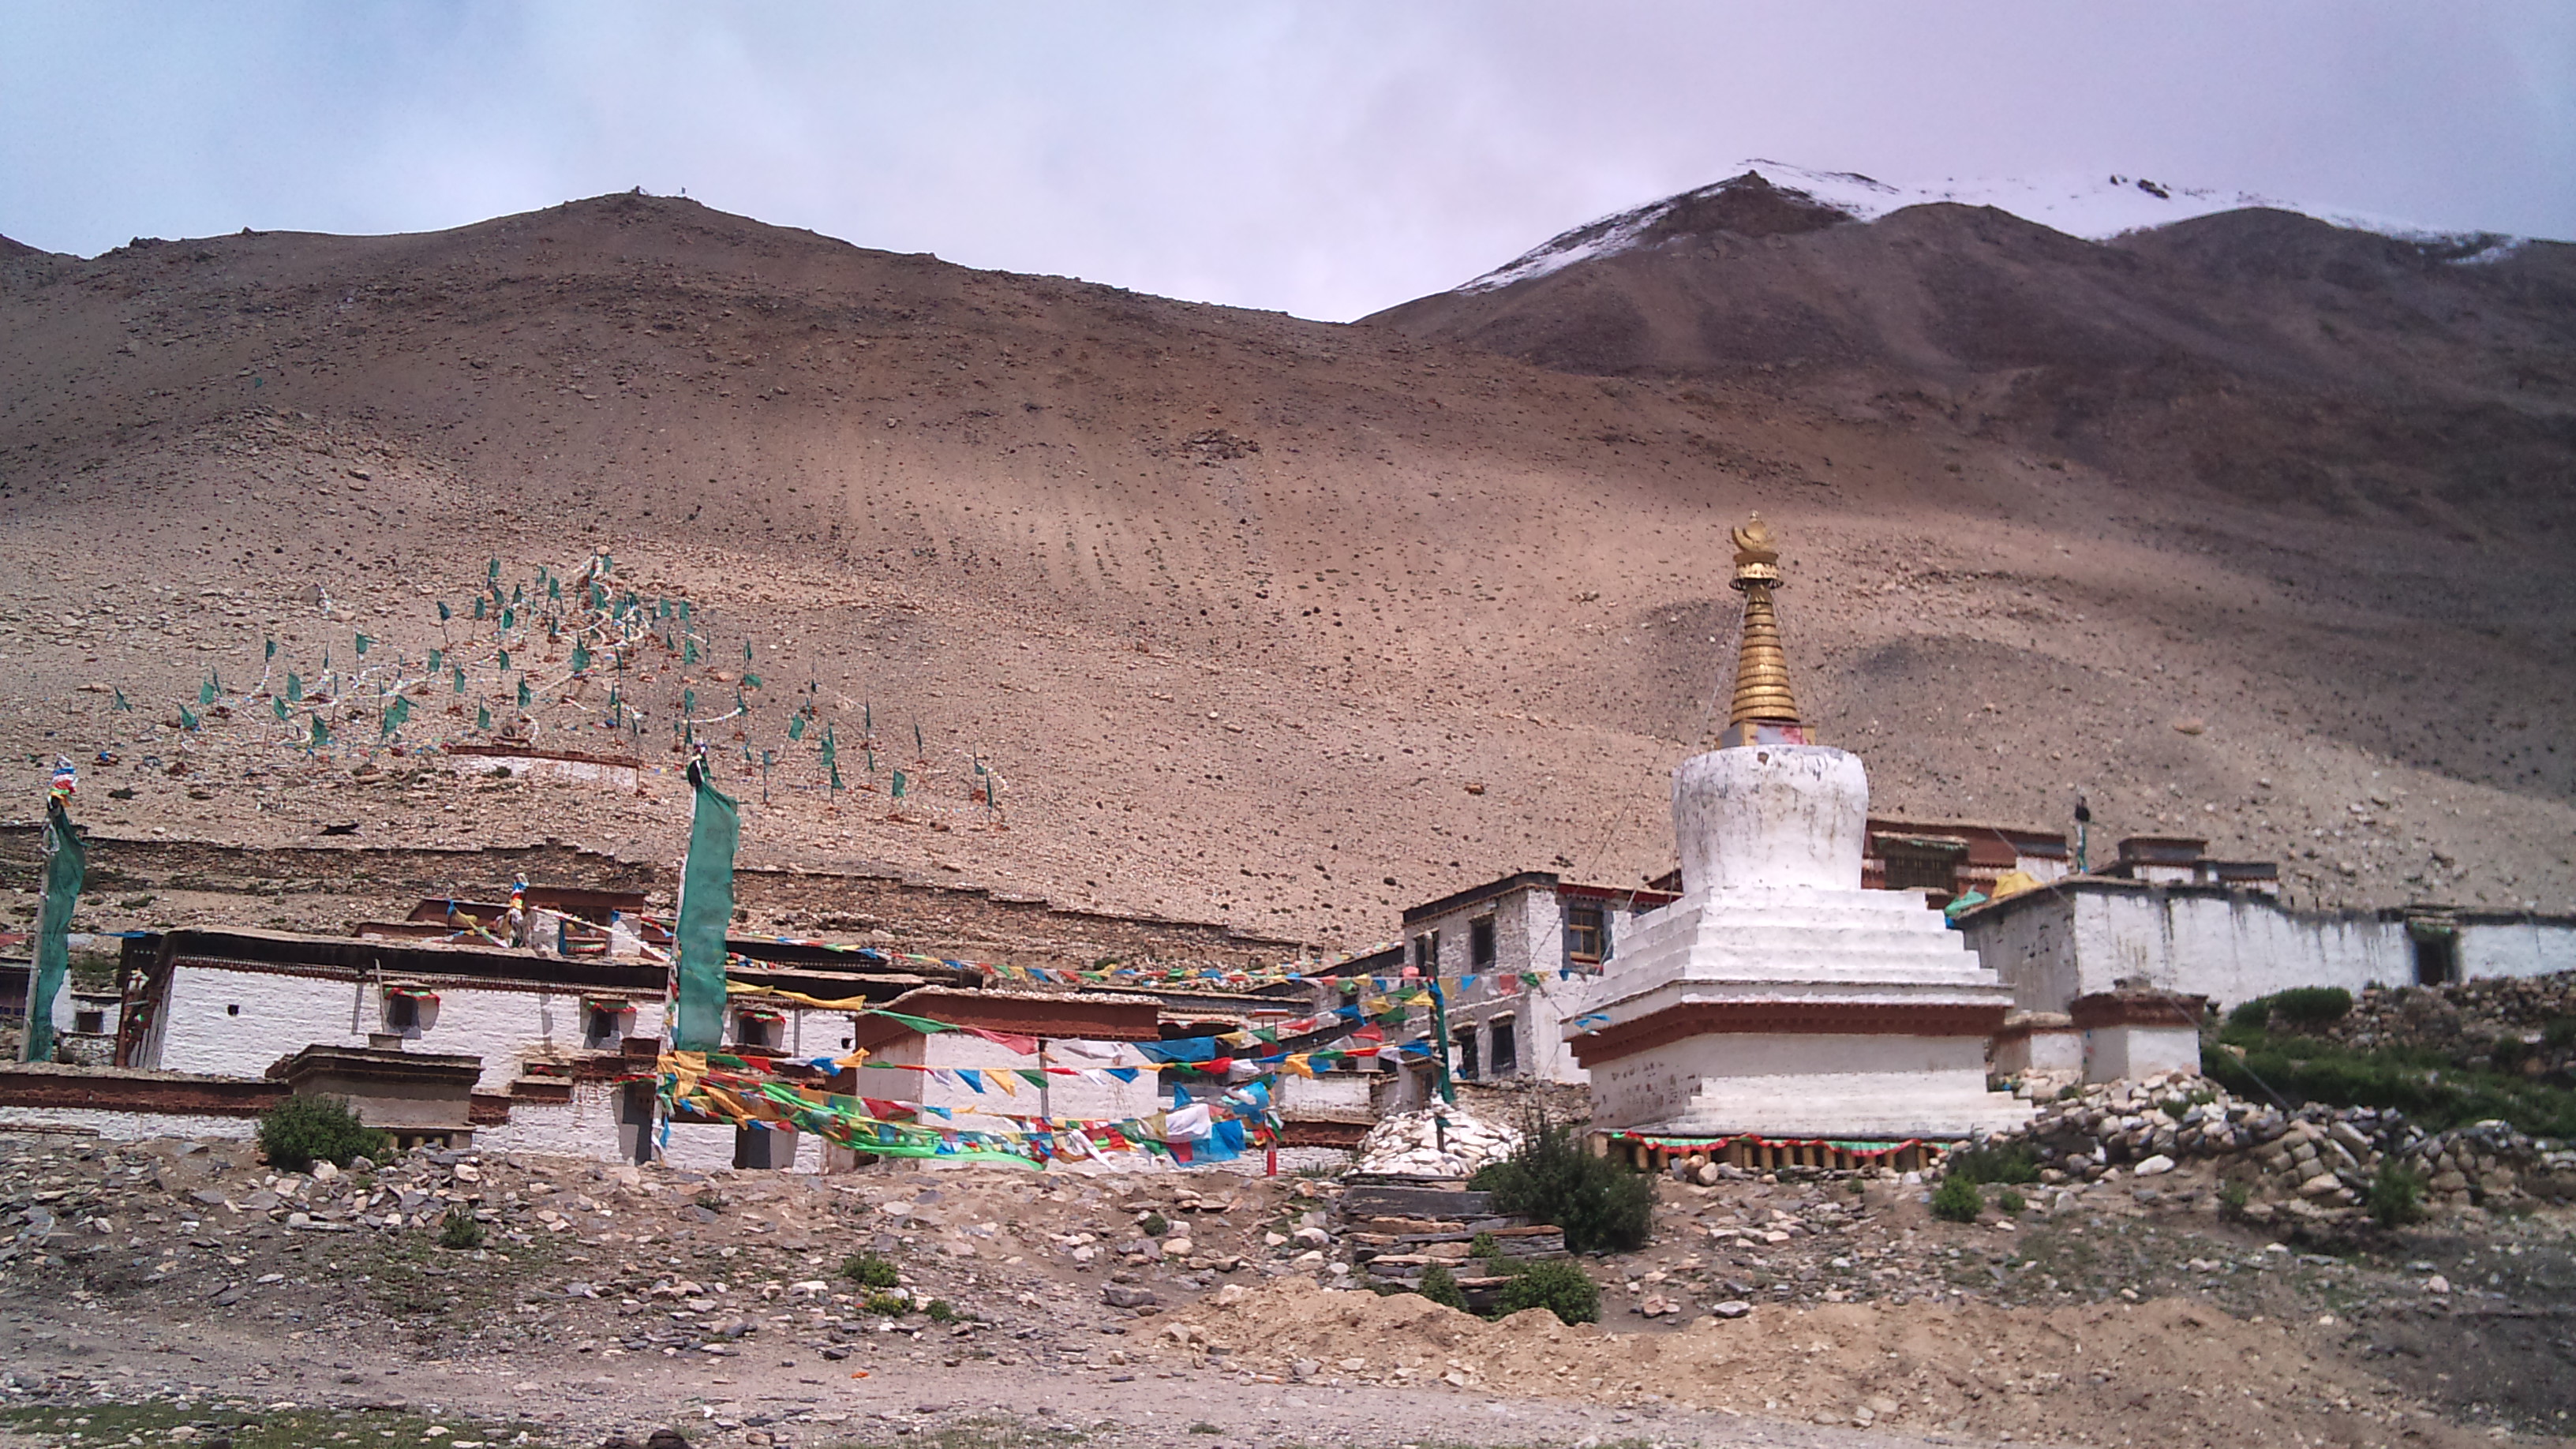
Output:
top-left (2208, 1028), bottom-right (2576, 1137)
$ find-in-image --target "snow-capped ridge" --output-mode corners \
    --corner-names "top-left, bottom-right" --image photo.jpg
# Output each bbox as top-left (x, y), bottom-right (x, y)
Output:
top-left (1455, 160), bottom-right (2520, 295)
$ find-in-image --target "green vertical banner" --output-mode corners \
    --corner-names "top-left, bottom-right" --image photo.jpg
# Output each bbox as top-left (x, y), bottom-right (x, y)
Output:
top-left (672, 760), bottom-right (738, 1053)
top-left (21, 799), bottom-right (87, 1063)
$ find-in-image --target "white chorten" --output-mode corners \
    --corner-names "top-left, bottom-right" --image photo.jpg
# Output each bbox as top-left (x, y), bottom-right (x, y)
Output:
top-left (1567, 518), bottom-right (2031, 1141)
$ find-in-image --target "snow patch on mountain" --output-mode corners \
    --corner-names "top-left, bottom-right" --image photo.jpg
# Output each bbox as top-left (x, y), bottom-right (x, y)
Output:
top-left (1457, 160), bottom-right (2508, 295)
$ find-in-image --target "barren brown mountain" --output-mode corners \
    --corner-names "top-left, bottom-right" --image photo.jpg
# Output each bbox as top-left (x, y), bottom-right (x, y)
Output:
top-left (0, 186), bottom-right (2568, 949)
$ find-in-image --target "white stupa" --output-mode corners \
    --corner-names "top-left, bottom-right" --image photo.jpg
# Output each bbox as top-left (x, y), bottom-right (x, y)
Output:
top-left (1567, 518), bottom-right (2031, 1142)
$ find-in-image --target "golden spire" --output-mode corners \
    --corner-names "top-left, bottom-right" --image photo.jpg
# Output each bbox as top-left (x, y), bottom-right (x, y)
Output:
top-left (1717, 515), bottom-right (1809, 748)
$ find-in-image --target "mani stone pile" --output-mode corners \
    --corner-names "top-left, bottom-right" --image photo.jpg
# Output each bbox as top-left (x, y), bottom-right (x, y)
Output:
top-left (1980, 1073), bottom-right (2576, 1212)
top-left (1350, 1106), bottom-right (1522, 1178)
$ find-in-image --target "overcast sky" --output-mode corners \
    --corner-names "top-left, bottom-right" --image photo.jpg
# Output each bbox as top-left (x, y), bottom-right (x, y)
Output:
top-left (4, 2), bottom-right (2570, 320)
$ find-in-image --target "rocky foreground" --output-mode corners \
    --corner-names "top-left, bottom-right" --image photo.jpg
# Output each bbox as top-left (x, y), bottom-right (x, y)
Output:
top-left (0, 1110), bottom-right (2570, 1449)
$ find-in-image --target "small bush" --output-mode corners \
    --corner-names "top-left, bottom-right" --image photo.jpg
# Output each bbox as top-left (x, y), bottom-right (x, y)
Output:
top-left (2368, 1159), bottom-right (2428, 1228)
top-left (2544, 1017), bottom-right (2576, 1050)
top-left (437, 1208), bottom-right (486, 1250)
top-left (2218, 1179), bottom-right (2252, 1219)
top-left (862, 1290), bottom-right (908, 1316)
top-left (924, 1299), bottom-right (958, 1324)
top-left (256, 1095), bottom-right (389, 1173)
top-left (1139, 1211), bottom-right (1170, 1238)
top-left (1997, 1188), bottom-right (2027, 1215)
top-left (1942, 1141), bottom-right (2041, 1185)
top-left (841, 1252), bottom-right (900, 1289)
top-left (1930, 1174), bottom-right (1983, 1223)
top-left (1492, 1260), bottom-right (1601, 1325)
top-left (2232, 987), bottom-right (2353, 1033)
top-left (1416, 1263), bottom-right (1469, 1312)
top-left (1469, 1110), bottom-right (1653, 1254)
top-left (1467, 1231), bottom-right (1501, 1261)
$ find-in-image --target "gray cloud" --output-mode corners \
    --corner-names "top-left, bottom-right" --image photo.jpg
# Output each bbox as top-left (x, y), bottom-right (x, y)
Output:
top-left (2, 1), bottom-right (2568, 320)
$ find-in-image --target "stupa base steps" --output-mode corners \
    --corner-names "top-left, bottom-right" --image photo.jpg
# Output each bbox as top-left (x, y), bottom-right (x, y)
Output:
top-left (1586, 1033), bottom-right (2035, 1143)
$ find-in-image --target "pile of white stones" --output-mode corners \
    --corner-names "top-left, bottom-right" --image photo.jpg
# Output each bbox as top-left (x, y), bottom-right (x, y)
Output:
top-left (1975, 1072), bottom-right (2576, 1211)
top-left (1350, 1106), bottom-right (1522, 1178)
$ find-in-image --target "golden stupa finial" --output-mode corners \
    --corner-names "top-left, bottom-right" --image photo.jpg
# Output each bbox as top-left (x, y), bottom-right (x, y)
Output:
top-left (1717, 513), bottom-right (1808, 748)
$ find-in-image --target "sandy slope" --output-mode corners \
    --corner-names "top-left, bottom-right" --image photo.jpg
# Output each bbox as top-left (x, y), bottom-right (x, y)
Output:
top-left (0, 191), bottom-right (2567, 948)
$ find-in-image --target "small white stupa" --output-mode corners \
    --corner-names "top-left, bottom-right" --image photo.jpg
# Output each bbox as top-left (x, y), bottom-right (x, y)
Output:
top-left (1567, 517), bottom-right (2031, 1142)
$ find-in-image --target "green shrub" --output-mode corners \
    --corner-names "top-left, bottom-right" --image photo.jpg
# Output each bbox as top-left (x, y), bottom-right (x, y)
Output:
top-left (1416, 1263), bottom-right (1469, 1312)
top-left (2368, 1159), bottom-right (2428, 1228)
top-left (841, 1252), bottom-right (900, 1289)
top-left (437, 1208), bottom-right (486, 1250)
top-left (862, 1290), bottom-right (908, 1316)
top-left (256, 1095), bottom-right (390, 1173)
top-left (1997, 1188), bottom-right (2027, 1215)
top-left (2231, 987), bottom-right (2353, 1034)
top-left (1492, 1260), bottom-right (1600, 1325)
top-left (1468, 1111), bottom-right (1653, 1254)
top-left (1467, 1231), bottom-right (1501, 1261)
top-left (2544, 1018), bottom-right (2576, 1050)
top-left (924, 1299), bottom-right (959, 1324)
top-left (1139, 1211), bottom-right (1170, 1238)
top-left (1930, 1175), bottom-right (1983, 1223)
top-left (1941, 1141), bottom-right (2041, 1185)
top-left (2218, 1179), bottom-right (2252, 1219)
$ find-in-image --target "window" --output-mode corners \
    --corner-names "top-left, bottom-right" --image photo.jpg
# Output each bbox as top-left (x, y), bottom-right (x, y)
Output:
top-left (1488, 1017), bottom-right (1518, 1076)
top-left (1452, 1028), bottom-right (1480, 1081)
top-left (736, 1012), bottom-right (782, 1050)
top-left (583, 1004), bottom-right (631, 1050)
top-left (1882, 849), bottom-right (1959, 894)
top-left (1566, 904), bottom-right (1606, 964)
top-left (384, 994), bottom-right (419, 1032)
top-left (1412, 930), bottom-right (1440, 975)
top-left (73, 1009), bottom-right (103, 1035)
top-left (1470, 915), bottom-right (1497, 969)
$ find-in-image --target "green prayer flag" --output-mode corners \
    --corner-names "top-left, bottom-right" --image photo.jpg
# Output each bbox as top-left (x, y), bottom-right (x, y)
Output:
top-left (428, 649), bottom-right (442, 673)
top-left (549, 578), bottom-right (562, 601)
top-left (18, 800), bottom-right (86, 1064)
top-left (683, 638), bottom-right (699, 665)
top-left (672, 761), bottom-right (739, 1053)
top-left (264, 638), bottom-right (277, 661)
top-left (381, 697), bottom-right (411, 737)
top-left (286, 672), bottom-right (303, 702)
top-left (683, 688), bottom-right (698, 718)
top-left (474, 597), bottom-right (486, 620)
top-left (111, 688), bottom-right (129, 712)
top-left (309, 714), bottom-right (328, 748)
top-left (743, 640), bottom-right (753, 661)
top-left (477, 705), bottom-right (491, 731)
top-left (452, 667), bottom-right (465, 695)
top-left (178, 703), bottom-right (199, 731)
top-left (890, 769), bottom-right (907, 799)
top-left (571, 641), bottom-right (590, 672)
top-left (437, 601), bottom-right (451, 623)
top-left (742, 672), bottom-right (760, 689)
top-left (271, 698), bottom-right (288, 721)
top-left (488, 558), bottom-right (500, 582)
top-left (354, 634), bottom-right (370, 656)
top-left (787, 716), bottom-right (805, 742)
top-left (496, 649), bottom-right (511, 672)
top-left (913, 722), bottom-right (923, 754)
top-left (517, 678), bottom-right (532, 707)
top-left (198, 680), bottom-right (215, 706)
top-left (501, 606), bottom-right (515, 631)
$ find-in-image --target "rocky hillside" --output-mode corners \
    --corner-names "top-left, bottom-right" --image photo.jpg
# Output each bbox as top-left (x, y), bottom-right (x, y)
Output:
top-left (0, 190), bottom-right (2569, 946)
